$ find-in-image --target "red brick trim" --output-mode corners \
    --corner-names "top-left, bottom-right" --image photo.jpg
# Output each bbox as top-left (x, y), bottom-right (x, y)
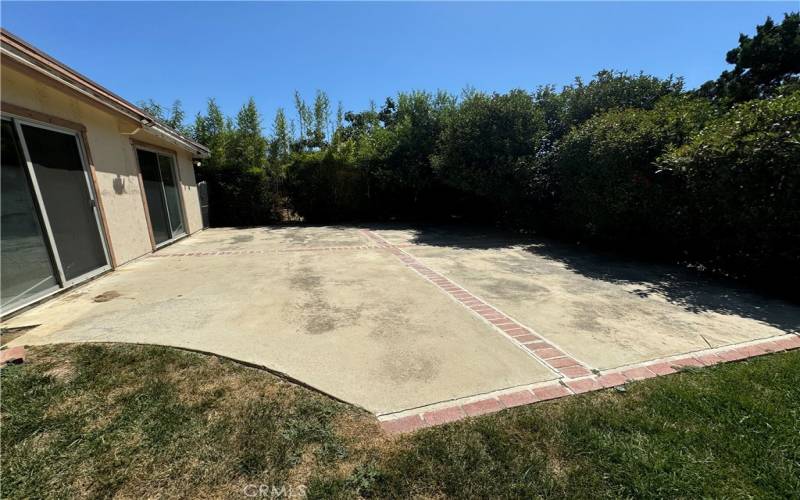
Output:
top-left (360, 229), bottom-right (593, 379)
top-left (150, 245), bottom-right (381, 258)
top-left (379, 333), bottom-right (800, 434)
top-left (0, 346), bottom-right (26, 366)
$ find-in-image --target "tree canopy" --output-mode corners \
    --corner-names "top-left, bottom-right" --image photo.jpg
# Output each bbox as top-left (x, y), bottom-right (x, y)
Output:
top-left (141, 12), bottom-right (800, 291)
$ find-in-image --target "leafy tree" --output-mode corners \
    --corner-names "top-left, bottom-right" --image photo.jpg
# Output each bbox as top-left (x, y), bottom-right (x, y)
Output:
top-left (193, 98), bottom-right (230, 169)
top-left (339, 108), bottom-right (379, 142)
top-left (268, 107), bottom-right (291, 168)
top-left (137, 99), bottom-right (188, 134)
top-left (293, 91), bottom-right (313, 150)
top-left (432, 89), bottom-right (548, 220)
top-left (558, 70), bottom-right (683, 129)
top-left (699, 13), bottom-right (800, 103)
top-left (166, 100), bottom-right (187, 132)
top-left (231, 97), bottom-right (267, 170)
top-left (138, 98), bottom-right (165, 121)
top-left (153, 14), bottom-right (800, 289)
top-left (311, 90), bottom-right (330, 148)
top-left (335, 102), bottom-right (344, 131)
top-left (369, 91), bottom-right (455, 217)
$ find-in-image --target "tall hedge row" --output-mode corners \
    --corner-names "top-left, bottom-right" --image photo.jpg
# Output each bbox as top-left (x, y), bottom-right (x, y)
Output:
top-left (278, 88), bottom-right (798, 290)
top-left (659, 92), bottom-right (800, 285)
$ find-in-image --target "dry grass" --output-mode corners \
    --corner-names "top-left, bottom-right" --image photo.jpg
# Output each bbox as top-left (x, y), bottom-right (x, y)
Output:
top-left (2, 343), bottom-right (798, 499)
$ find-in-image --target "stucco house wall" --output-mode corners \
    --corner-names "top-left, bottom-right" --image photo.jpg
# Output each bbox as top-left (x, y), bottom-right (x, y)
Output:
top-left (1, 64), bottom-right (203, 266)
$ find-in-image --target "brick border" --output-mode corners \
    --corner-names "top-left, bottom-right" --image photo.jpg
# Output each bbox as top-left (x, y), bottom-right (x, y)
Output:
top-left (379, 333), bottom-right (800, 433)
top-left (0, 346), bottom-right (26, 366)
top-left (150, 245), bottom-right (380, 258)
top-left (360, 229), bottom-right (593, 379)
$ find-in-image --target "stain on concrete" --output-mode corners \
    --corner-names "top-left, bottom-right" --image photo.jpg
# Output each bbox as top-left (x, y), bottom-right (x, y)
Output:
top-left (283, 228), bottom-right (311, 245)
top-left (290, 273), bottom-right (322, 290)
top-left (93, 291), bottom-right (121, 303)
top-left (290, 265), bottom-right (363, 335)
top-left (369, 307), bottom-right (414, 339)
top-left (480, 276), bottom-right (549, 301)
top-left (228, 234), bottom-right (254, 245)
top-left (379, 351), bottom-right (438, 383)
top-left (568, 301), bottom-right (611, 334)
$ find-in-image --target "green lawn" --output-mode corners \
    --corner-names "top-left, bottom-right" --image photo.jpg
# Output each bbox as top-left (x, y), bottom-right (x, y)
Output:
top-left (2, 343), bottom-right (798, 498)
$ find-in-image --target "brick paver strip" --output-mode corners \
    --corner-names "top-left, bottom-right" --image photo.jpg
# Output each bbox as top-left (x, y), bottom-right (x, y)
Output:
top-left (596, 372), bottom-right (628, 388)
top-left (736, 344), bottom-right (771, 357)
top-left (694, 353), bottom-right (724, 366)
top-left (534, 347), bottom-right (566, 360)
top-left (0, 346), bottom-right (26, 366)
top-left (533, 384), bottom-right (572, 401)
top-left (380, 414), bottom-right (426, 434)
top-left (672, 357), bottom-right (704, 368)
top-left (498, 390), bottom-right (538, 408)
top-left (379, 335), bottom-right (800, 433)
top-left (360, 229), bottom-right (593, 379)
top-left (773, 336), bottom-right (800, 350)
top-left (559, 365), bottom-right (593, 378)
top-left (621, 366), bottom-right (657, 381)
top-left (718, 349), bottom-right (749, 362)
top-left (362, 231), bottom-right (800, 433)
top-left (503, 327), bottom-right (529, 336)
top-left (566, 378), bottom-right (602, 394)
top-left (153, 245), bottom-right (381, 258)
top-left (646, 362), bottom-right (677, 375)
top-left (423, 406), bottom-right (466, 426)
top-left (462, 398), bottom-right (504, 417)
top-left (548, 356), bottom-right (581, 369)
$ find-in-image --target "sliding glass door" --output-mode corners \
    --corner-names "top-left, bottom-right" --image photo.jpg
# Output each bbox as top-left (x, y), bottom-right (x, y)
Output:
top-left (136, 148), bottom-right (185, 246)
top-left (21, 124), bottom-right (109, 281)
top-left (1, 121), bottom-right (59, 312)
top-left (0, 117), bottom-right (110, 315)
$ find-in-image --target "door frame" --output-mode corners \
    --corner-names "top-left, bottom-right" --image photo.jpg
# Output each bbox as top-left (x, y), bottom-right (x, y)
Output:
top-left (0, 117), bottom-right (61, 312)
top-left (1, 113), bottom-right (112, 315)
top-left (131, 141), bottom-right (189, 250)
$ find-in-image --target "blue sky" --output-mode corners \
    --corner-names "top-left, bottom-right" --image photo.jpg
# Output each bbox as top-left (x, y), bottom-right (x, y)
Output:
top-left (2, 2), bottom-right (795, 130)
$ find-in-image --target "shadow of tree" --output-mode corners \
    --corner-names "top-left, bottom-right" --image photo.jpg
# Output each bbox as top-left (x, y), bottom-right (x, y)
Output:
top-left (377, 223), bottom-right (800, 333)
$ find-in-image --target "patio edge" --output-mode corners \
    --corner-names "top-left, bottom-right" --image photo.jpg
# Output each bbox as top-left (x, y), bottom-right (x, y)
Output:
top-left (379, 333), bottom-right (800, 434)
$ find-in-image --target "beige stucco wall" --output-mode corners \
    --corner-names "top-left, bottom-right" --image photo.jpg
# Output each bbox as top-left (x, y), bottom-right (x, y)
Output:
top-left (1, 64), bottom-right (203, 266)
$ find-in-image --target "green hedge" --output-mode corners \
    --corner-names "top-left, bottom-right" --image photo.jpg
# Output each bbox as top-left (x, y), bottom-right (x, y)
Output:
top-left (549, 96), bottom-right (716, 249)
top-left (659, 91), bottom-right (800, 286)
top-left (284, 151), bottom-right (367, 223)
top-left (198, 166), bottom-right (278, 227)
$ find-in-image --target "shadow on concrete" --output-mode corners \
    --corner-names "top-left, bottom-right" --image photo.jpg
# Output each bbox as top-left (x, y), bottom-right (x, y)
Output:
top-left (525, 241), bottom-right (799, 333)
top-left (380, 223), bottom-right (800, 334)
top-left (369, 222), bottom-right (527, 250)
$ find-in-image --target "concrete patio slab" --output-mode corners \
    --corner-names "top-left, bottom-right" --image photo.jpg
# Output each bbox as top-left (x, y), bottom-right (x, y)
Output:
top-left (5, 225), bottom-right (798, 420)
top-left (372, 227), bottom-right (799, 370)
top-left (2, 227), bottom-right (556, 415)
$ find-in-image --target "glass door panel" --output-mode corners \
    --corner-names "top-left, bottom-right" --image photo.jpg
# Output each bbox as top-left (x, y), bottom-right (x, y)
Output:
top-left (20, 124), bottom-right (108, 281)
top-left (137, 149), bottom-right (172, 245)
top-left (157, 154), bottom-right (185, 236)
top-left (1, 121), bottom-right (59, 312)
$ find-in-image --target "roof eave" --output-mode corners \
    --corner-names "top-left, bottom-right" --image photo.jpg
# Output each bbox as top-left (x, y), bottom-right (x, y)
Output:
top-left (0, 28), bottom-right (210, 158)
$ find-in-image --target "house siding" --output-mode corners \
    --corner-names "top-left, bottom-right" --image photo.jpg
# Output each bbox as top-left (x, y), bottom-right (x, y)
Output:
top-left (1, 64), bottom-right (203, 266)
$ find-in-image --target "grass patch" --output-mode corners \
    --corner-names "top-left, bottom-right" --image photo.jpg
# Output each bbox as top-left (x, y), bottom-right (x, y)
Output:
top-left (2, 344), bottom-right (798, 498)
